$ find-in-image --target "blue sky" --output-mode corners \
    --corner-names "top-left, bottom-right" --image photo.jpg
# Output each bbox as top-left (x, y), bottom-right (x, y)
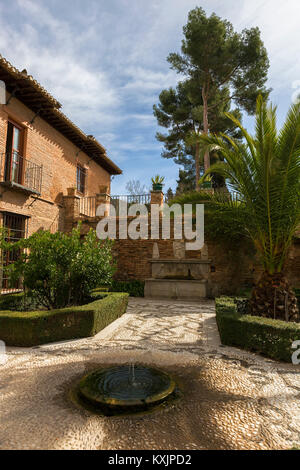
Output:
top-left (0, 0), bottom-right (300, 193)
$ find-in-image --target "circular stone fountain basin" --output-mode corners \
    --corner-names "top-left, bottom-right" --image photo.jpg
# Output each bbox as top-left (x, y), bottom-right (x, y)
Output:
top-left (78, 365), bottom-right (176, 408)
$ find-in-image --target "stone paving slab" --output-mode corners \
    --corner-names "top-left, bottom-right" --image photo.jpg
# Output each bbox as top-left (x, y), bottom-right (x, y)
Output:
top-left (0, 298), bottom-right (299, 450)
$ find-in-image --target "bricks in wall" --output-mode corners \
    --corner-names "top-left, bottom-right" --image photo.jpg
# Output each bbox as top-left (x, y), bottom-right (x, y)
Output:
top-left (77, 216), bottom-right (300, 296)
top-left (0, 94), bottom-right (111, 236)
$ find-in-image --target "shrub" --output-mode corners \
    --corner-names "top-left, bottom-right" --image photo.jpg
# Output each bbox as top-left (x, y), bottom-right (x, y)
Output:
top-left (5, 225), bottom-right (115, 310)
top-left (110, 280), bottom-right (145, 297)
top-left (169, 191), bottom-right (249, 244)
top-left (0, 292), bottom-right (40, 311)
top-left (216, 297), bottom-right (300, 362)
top-left (169, 191), bottom-right (214, 205)
top-left (0, 292), bottom-right (128, 347)
top-left (92, 280), bottom-right (145, 297)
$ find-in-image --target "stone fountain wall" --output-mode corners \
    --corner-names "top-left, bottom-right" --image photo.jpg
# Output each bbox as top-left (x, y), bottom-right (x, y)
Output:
top-left (144, 241), bottom-right (211, 300)
top-left (74, 216), bottom-right (300, 297)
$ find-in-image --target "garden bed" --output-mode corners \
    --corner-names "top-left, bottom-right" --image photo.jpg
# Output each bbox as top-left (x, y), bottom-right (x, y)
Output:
top-left (215, 297), bottom-right (300, 362)
top-left (0, 292), bottom-right (128, 347)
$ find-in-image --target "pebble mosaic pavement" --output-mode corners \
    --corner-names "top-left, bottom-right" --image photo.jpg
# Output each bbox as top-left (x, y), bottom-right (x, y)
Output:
top-left (0, 298), bottom-right (299, 450)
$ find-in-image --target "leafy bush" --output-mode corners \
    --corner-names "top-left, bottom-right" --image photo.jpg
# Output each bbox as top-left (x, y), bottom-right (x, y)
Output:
top-left (0, 292), bottom-right (40, 311)
top-left (169, 191), bottom-right (249, 243)
top-left (216, 297), bottom-right (300, 362)
top-left (169, 190), bottom-right (214, 205)
top-left (5, 225), bottom-right (115, 310)
top-left (204, 205), bottom-right (248, 243)
top-left (0, 292), bottom-right (128, 347)
top-left (234, 298), bottom-right (249, 315)
top-left (110, 280), bottom-right (145, 297)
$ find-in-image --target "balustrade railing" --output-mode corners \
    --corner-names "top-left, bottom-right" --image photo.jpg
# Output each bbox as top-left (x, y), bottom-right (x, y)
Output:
top-left (78, 194), bottom-right (152, 218)
top-left (79, 196), bottom-right (97, 217)
top-left (0, 152), bottom-right (42, 194)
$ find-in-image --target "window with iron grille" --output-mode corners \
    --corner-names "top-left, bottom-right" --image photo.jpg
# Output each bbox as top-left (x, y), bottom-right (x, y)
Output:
top-left (1, 212), bottom-right (28, 291)
top-left (76, 164), bottom-right (86, 194)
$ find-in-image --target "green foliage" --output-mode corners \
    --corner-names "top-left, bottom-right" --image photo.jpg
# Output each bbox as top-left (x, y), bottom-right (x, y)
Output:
top-left (0, 293), bottom-right (23, 310)
top-left (154, 80), bottom-right (241, 189)
top-left (5, 225), bottom-right (115, 310)
top-left (151, 175), bottom-right (165, 185)
top-left (169, 190), bottom-right (248, 243)
top-left (236, 287), bottom-right (252, 298)
top-left (0, 292), bottom-right (40, 311)
top-left (216, 297), bottom-right (300, 362)
top-left (0, 293), bottom-right (128, 347)
top-left (170, 190), bottom-right (213, 205)
top-left (199, 96), bottom-right (300, 274)
top-left (169, 7), bottom-right (270, 114)
top-left (176, 166), bottom-right (195, 194)
top-left (154, 6), bottom-right (270, 186)
top-left (110, 280), bottom-right (145, 297)
top-left (204, 206), bottom-right (248, 244)
top-left (165, 187), bottom-right (174, 202)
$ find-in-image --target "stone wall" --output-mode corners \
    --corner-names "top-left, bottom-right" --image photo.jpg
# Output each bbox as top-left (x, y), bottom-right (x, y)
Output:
top-left (77, 215), bottom-right (300, 296)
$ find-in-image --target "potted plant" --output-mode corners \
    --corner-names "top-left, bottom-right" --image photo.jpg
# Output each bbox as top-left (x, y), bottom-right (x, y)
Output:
top-left (151, 175), bottom-right (165, 191)
top-left (200, 175), bottom-right (212, 189)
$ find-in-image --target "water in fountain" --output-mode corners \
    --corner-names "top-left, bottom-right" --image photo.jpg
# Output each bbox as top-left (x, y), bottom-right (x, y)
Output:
top-left (129, 363), bottom-right (136, 387)
top-left (76, 364), bottom-right (176, 414)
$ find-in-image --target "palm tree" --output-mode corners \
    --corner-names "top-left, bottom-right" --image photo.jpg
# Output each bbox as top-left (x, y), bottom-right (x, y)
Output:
top-left (197, 96), bottom-right (300, 322)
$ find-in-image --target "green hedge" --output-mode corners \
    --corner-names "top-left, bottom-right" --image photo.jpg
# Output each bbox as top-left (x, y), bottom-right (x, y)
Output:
top-left (216, 297), bottom-right (300, 363)
top-left (110, 280), bottom-right (145, 297)
top-left (92, 280), bottom-right (145, 297)
top-left (0, 292), bottom-right (128, 347)
top-left (0, 293), bottom-right (24, 310)
top-left (0, 292), bottom-right (41, 311)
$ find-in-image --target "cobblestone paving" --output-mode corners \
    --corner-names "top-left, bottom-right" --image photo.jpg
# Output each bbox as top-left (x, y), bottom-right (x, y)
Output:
top-left (0, 298), bottom-right (299, 450)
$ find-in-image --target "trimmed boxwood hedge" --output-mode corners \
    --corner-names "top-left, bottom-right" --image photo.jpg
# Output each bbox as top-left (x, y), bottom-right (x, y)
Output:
top-left (0, 292), bottom-right (128, 347)
top-left (92, 280), bottom-right (145, 297)
top-left (110, 280), bottom-right (145, 297)
top-left (216, 297), bottom-right (300, 363)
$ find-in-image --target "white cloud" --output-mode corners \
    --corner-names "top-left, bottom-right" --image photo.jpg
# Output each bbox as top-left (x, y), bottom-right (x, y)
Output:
top-left (0, 0), bottom-right (121, 130)
top-left (0, 0), bottom-right (299, 191)
top-left (225, 0), bottom-right (300, 91)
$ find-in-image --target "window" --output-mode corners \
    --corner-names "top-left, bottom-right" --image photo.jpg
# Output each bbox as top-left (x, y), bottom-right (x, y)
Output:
top-left (76, 164), bottom-right (86, 194)
top-left (1, 212), bottom-right (28, 290)
top-left (5, 121), bottom-right (24, 185)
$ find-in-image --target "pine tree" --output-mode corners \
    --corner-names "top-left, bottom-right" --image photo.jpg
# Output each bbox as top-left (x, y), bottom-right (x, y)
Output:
top-left (154, 7), bottom-right (270, 190)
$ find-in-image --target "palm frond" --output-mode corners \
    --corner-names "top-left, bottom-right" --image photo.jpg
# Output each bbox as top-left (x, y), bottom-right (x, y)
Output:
top-left (197, 96), bottom-right (300, 274)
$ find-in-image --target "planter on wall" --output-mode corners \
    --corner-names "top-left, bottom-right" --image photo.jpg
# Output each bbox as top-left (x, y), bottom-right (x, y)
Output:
top-left (152, 183), bottom-right (163, 191)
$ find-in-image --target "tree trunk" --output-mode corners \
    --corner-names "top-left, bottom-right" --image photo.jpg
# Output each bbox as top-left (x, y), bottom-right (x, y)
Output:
top-left (249, 271), bottom-right (299, 322)
top-left (195, 142), bottom-right (200, 192)
top-left (202, 87), bottom-right (210, 172)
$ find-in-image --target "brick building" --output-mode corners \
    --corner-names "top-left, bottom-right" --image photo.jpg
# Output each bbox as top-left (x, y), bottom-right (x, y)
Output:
top-left (0, 55), bottom-right (121, 288)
